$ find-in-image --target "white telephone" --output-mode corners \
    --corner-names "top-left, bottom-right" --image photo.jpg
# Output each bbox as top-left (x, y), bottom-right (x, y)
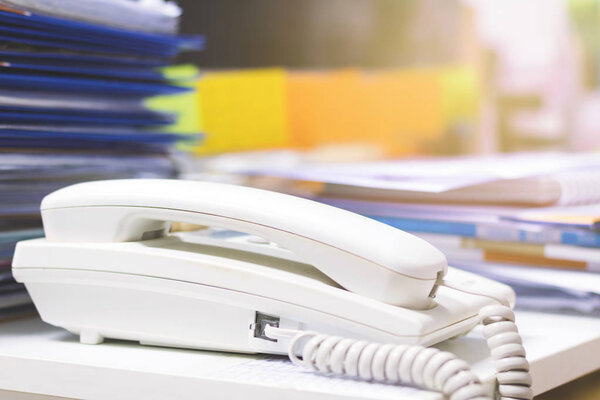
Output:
top-left (12, 179), bottom-right (532, 400)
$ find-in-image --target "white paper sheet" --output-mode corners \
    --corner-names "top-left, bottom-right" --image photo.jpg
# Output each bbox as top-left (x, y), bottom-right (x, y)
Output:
top-left (248, 152), bottom-right (600, 193)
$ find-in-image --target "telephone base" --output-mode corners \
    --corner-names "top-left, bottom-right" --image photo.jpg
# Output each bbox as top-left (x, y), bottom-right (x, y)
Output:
top-left (14, 265), bottom-right (510, 355)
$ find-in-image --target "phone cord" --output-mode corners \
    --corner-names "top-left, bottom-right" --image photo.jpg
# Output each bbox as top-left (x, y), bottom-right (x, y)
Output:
top-left (265, 305), bottom-right (532, 400)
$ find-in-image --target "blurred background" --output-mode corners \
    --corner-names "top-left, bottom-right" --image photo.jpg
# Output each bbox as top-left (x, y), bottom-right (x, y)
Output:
top-left (175, 0), bottom-right (600, 158)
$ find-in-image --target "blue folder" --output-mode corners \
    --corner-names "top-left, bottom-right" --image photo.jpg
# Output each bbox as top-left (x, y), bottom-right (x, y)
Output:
top-left (0, 138), bottom-right (175, 153)
top-left (0, 128), bottom-right (195, 144)
top-left (0, 108), bottom-right (175, 126)
top-left (0, 72), bottom-right (190, 96)
top-left (0, 8), bottom-right (204, 58)
top-left (0, 61), bottom-right (174, 82)
top-left (0, 50), bottom-right (169, 68)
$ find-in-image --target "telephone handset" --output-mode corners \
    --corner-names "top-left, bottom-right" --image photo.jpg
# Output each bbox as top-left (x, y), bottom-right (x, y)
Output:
top-left (12, 179), bottom-right (532, 400)
top-left (38, 179), bottom-right (448, 309)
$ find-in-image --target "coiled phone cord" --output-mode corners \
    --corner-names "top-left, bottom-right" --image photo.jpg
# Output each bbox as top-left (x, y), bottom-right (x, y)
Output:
top-left (264, 305), bottom-right (532, 400)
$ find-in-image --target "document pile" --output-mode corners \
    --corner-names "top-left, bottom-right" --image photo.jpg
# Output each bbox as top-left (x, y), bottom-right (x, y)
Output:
top-left (0, 0), bottom-right (203, 319)
top-left (247, 152), bottom-right (600, 316)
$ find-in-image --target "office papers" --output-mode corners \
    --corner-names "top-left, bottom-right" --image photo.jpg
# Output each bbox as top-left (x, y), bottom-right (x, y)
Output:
top-left (0, 110), bottom-right (174, 126)
top-left (0, 61), bottom-right (176, 83)
top-left (249, 152), bottom-right (600, 206)
top-left (455, 262), bottom-right (600, 315)
top-left (0, 7), bottom-right (202, 58)
top-left (0, 90), bottom-right (173, 116)
top-left (506, 204), bottom-right (600, 229)
top-left (318, 197), bottom-right (600, 247)
top-left (0, 0), bottom-right (202, 319)
top-left (0, 2), bottom-right (201, 154)
top-left (0, 0), bottom-right (181, 35)
top-left (0, 153), bottom-right (178, 217)
top-left (0, 127), bottom-right (191, 153)
top-left (0, 268), bottom-right (25, 296)
top-left (411, 232), bottom-right (600, 271)
top-left (0, 257), bottom-right (35, 320)
top-left (0, 231), bottom-right (40, 258)
top-left (0, 152), bottom-right (177, 179)
top-left (0, 49), bottom-right (169, 68)
top-left (0, 73), bottom-right (189, 96)
top-left (242, 151), bottom-right (600, 317)
top-left (0, 291), bottom-right (33, 317)
top-left (308, 193), bottom-right (600, 315)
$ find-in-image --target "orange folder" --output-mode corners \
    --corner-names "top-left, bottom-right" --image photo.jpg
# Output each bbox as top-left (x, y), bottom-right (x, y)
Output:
top-left (286, 68), bottom-right (449, 155)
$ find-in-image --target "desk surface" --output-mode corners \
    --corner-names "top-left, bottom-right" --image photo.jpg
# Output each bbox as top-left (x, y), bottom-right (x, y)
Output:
top-left (1, 311), bottom-right (600, 400)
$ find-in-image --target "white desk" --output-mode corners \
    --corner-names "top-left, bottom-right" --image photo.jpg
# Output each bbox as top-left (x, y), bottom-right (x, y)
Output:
top-left (1, 311), bottom-right (600, 400)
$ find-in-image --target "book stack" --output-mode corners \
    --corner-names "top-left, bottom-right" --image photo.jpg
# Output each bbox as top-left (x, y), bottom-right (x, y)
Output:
top-left (245, 152), bottom-right (600, 316)
top-left (0, 0), bottom-right (203, 319)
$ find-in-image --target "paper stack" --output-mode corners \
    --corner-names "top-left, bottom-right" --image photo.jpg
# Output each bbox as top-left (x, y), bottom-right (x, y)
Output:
top-left (0, 0), bottom-right (203, 319)
top-left (246, 152), bottom-right (600, 316)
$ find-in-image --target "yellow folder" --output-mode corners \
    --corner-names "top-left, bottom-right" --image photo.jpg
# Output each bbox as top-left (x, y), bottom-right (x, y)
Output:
top-left (195, 68), bottom-right (288, 154)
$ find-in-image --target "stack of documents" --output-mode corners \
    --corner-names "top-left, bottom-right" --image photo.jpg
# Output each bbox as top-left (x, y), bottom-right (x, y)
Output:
top-left (252, 152), bottom-right (600, 206)
top-left (247, 152), bottom-right (600, 315)
top-left (0, 0), bottom-right (202, 319)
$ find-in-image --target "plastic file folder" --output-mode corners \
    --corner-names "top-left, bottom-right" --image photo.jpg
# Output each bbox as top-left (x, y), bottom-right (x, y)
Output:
top-left (0, 128), bottom-right (197, 152)
top-left (363, 69), bottom-right (445, 146)
top-left (0, 109), bottom-right (175, 126)
top-left (0, 61), bottom-right (173, 82)
top-left (0, 73), bottom-right (190, 96)
top-left (0, 49), bottom-right (169, 67)
top-left (0, 89), bottom-right (171, 114)
top-left (285, 69), bottom-right (455, 155)
top-left (196, 69), bottom-right (288, 154)
top-left (286, 70), bottom-right (367, 149)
